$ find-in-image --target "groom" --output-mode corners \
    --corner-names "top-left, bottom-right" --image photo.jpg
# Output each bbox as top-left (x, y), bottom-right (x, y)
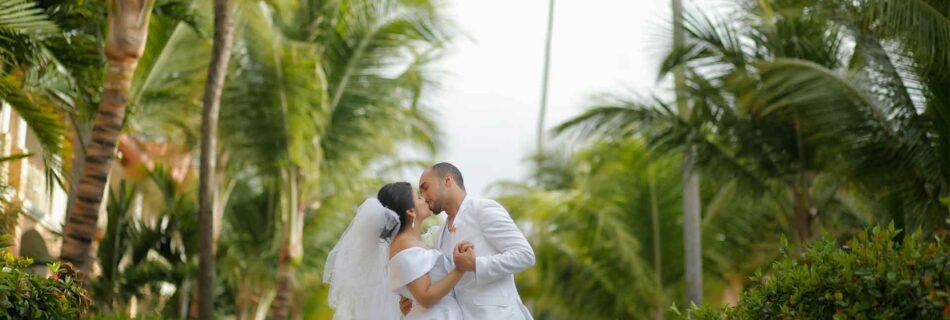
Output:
top-left (406, 162), bottom-right (535, 319)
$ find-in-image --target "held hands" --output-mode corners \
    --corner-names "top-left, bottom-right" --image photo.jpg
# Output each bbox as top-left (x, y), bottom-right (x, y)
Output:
top-left (399, 296), bottom-right (412, 315)
top-left (400, 241), bottom-right (474, 315)
top-left (453, 241), bottom-right (477, 272)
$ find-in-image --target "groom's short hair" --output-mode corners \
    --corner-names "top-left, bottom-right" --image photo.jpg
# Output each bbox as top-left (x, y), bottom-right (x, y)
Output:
top-left (431, 162), bottom-right (465, 191)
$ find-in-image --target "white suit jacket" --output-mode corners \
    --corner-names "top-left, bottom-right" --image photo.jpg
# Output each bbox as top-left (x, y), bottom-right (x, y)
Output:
top-left (436, 196), bottom-right (535, 320)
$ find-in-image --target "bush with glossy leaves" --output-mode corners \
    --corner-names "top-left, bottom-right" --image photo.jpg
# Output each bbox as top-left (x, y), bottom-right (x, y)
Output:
top-left (677, 226), bottom-right (950, 319)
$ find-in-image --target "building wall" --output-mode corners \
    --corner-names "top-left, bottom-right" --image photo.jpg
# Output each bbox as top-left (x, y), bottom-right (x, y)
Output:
top-left (0, 102), bottom-right (69, 260)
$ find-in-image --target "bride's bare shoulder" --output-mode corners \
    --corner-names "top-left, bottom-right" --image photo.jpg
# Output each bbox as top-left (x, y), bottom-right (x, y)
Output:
top-left (388, 235), bottom-right (423, 258)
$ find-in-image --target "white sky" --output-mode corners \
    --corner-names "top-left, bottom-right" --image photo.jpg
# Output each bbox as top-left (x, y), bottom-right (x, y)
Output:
top-left (428, 0), bottom-right (724, 197)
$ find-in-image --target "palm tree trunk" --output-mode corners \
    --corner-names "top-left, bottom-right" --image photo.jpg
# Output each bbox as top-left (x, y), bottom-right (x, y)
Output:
top-left (536, 0), bottom-right (555, 178)
top-left (648, 166), bottom-right (665, 320)
top-left (63, 121), bottom-right (88, 224)
top-left (270, 253), bottom-right (295, 320)
top-left (198, 0), bottom-right (236, 317)
top-left (61, 0), bottom-right (153, 272)
top-left (792, 172), bottom-right (815, 245)
top-left (792, 188), bottom-right (814, 244)
top-left (673, 0), bottom-right (703, 305)
top-left (681, 153), bottom-right (703, 304)
top-left (792, 116), bottom-right (815, 246)
top-left (269, 167), bottom-right (303, 320)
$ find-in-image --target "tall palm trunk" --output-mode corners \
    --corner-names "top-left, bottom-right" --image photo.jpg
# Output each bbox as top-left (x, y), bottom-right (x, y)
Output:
top-left (791, 116), bottom-right (815, 246)
top-left (536, 0), bottom-right (555, 178)
top-left (198, 0), bottom-right (236, 317)
top-left (64, 123), bottom-right (89, 224)
top-left (672, 0), bottom-right (703, 305)
top-left (61, 0), bottom-right (153, 272)
top-left (648, 167), bottom-right (665, 320)
top-left (792, 187), bottom-right (815, 244)
top-left (269, 249), bottom-right (295, 320)
top-left (681, 153), bottom-right (703, 303)
top-left (269, 167), bottom-right (305, 320)
top-left (791, 171), bottom-right (816, 245)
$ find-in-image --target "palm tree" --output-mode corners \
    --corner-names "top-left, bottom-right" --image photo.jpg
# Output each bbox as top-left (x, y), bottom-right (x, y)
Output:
top-left (500, 137), bottom-right (854, 318)
top-left (672, 0), bottom-right (702, 305)
top-left (535, 0), bottom-right (555, 182)
top-left (216, 179), bottom-right (280, 319)
top-left (52, 0), bottom-right (203, 276)
top-left (0, 0), bottom-right (105, 194)
top-left (197, 0), bottom-right (235, 316)
top-left (80, 0), bottom-right (449, 316)
top-left (662, 0), bottom-right (950, 234)
top-left (92, 165), bottom-right (203, 318)
top-left (495, 140), bottom-right (719, 318)
top-left (61, 0), bottom-right (154, 272)
top-left (558, 0), bottom-right (872, 246)
top-left (797, 0), bottom-right (950, 232)
top-left (210, 1), bottom-right (451, 317)
top-left (214, 6), bottom-right (318, 317)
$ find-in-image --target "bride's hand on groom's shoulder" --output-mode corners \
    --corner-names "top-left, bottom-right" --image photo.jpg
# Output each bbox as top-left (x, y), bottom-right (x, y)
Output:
top-left (453, 241), bottom-right (476, 272)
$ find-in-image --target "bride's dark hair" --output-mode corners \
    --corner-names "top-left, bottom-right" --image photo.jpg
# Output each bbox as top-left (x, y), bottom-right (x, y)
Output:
top-left (377, 182), bottom-right (413, 233)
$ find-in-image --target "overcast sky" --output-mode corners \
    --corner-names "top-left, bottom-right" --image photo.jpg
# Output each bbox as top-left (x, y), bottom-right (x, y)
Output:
top-left (427, 0), bottom-right (723, 197)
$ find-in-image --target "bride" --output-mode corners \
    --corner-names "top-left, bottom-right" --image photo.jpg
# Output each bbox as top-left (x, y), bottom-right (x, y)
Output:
top-left (323, 182), bottom-right (472, 319)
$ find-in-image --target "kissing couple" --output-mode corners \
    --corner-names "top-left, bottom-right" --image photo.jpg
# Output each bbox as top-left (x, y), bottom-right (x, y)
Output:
top-left (323, 163), bottom-right (535, 319)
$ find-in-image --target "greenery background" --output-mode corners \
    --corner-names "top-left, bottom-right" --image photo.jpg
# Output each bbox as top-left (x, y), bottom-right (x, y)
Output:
top-left (0, 0), bottom-right (947, 318)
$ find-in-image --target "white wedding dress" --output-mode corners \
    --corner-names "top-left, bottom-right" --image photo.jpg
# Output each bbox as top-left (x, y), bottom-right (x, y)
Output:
top-left (324, 198), bottom-right (464, 320)
top-left (389, 247), bottom-right (463, 320)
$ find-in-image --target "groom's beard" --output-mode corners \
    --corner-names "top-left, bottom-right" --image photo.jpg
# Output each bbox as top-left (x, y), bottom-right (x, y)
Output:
top-left (428, 200), bottom-right (443, 215)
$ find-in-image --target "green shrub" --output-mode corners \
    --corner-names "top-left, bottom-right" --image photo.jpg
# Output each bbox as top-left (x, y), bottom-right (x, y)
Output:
top-left (0, 236), bottom-right (92, 319)
top-left (679, 226), bottom-right (950, 319)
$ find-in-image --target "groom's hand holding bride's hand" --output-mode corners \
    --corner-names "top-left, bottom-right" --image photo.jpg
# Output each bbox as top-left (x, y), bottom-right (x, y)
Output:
top-left (399, 297), bottom-right (412, 315)
top-left (454, 241), bottom-right (477, 272)
top-left (399, 242), bottom-right (473, 316)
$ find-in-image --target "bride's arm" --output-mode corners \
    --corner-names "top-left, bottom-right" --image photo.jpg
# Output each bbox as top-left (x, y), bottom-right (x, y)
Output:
top-left (406, 268), bottom-right (465, 308)
top-left (405, 242), bottom-right (473, 308)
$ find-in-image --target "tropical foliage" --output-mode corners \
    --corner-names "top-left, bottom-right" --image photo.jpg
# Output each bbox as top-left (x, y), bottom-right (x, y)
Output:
top-left (517, 0), bottom-right (949, 318)
top-left (678, 226), bottom-right (950, 319)
top-left (497, 138), bottom-right (793, 319)
top-left (0, 240), bottom-right (92, 319)
top-left (0, 0), bottom-right (105, 190)
top-left (91, 169), bottom-right (200, 318)
top-left (55, 0), bottom-right (451, 317)
top-left (497, 141), bottom-right (684, 318)
top-left (0, 0), bottom-right (947, 318)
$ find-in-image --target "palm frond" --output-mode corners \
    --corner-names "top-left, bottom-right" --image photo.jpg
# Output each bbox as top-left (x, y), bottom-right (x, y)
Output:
top-left (128, 0), bottom-right (211, 151)
top-left (131, 0), bottom-right (208, 107)
top-left (754, 57), bottom-right (947, 224)
top-left (850, 30), bottom-right (922, 122)
top-left (0, 76), bottom-right (68, 185)
top-left (702, 180), bottom-right (785, 277)
top-left (0, 0), bottom-right (58, 71)
top-left (660, 9), bottom-right (748, 78)
top-left (556, 96), bottom-right (773, 195)
top-left (847, 0), bottom-right (950, 75)
top-left (315, 0), bottom-right (450, 191)
top-left (0, 0), bottom-right (57, 35)
top-left (317, 0), bottom-right (451, 112)
top-left (553, 99), bottom-right (668, 142)
top-left (0, 153), bottom-right (32, 163)
top-left (749, 1), bottom-right (845, 69)
top-left (220, 3), bottom-right (324, 177)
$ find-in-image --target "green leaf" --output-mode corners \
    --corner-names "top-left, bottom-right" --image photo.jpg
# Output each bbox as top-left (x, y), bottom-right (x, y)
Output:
top-left (0, 0), bottom-right (58, 35)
